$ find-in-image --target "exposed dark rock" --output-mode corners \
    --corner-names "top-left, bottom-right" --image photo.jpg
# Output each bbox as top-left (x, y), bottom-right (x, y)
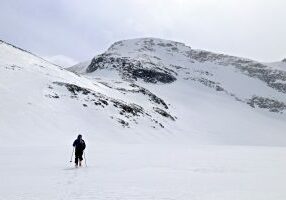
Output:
top-left (54, 82), bottom-right (91, 95)
top-left (52, 82), bottom-right (147, 118)
top-left (46, 81), bottom-right (175, 128)
top-left (108, 41), bottom-right (124, 51)
top-left (157, 42), bottom-right (174, 47)
top-left (112, 101), bottom-right (143, 117)
top-left (152, 56), bottom-right (161, 60)
top-left (86, 54), bottom-right (176, 84)
top-left (186, 76), bottom-right (247, 104)
top-left (247, 96), bottom-right (286, 113)
top-left (190, 77), bottom-right (225, 92)
top-left (187, 49), bottom-right (286, 94)
top-left (136, 39), bottom-right (156, 52)
top-left (171, 47), bottom-right (179, 52)
top-left (131, 68), bottom-right (176, 83)
top-left (5, 65), bottom-right (23, 70)
top-left (99, 99), bottom-right (108, 105)
top-left (52, 82), bottom-right (108, 107)
top-left (117, 118), bottom-right (130, 128)
top-left (130, 84), bottom-right (169, 109)
top-left (216, 85), bottom-right (224, 91)
top-left (45, 93), bottom-right (59, 99)
top-left (153, 107), bottom-right (175, 121)
top-left (236, 66), bottom-right (286, 94)
top-left (170, 64), bottom-right (184, 70)
top-left (194, 70), bottom-right (213, 76)
top-left (86, 56), bottom-right (106, 73)
top-left (100, 82), bottom-right (168, 109)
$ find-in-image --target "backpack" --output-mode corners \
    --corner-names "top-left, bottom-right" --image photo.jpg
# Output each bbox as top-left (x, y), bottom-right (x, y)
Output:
top-left (75, 139), bottom-right (86, 151)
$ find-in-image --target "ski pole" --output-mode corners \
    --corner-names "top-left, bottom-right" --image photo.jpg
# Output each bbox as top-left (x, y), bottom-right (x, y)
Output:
top-left (83, 151), bottom-right (87, 167)
top-left (70, 148), bottom-right (74, 162)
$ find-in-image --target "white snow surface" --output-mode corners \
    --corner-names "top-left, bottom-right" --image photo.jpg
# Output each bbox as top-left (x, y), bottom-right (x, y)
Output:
top-left (44, 54), bottom-right (78, 68)
top-left (1, 144), bottom-right (286, 200)
top-left (1, 38), bottom-right (286, 200)
top-left (69, 37), bottom-right (286, 146)
top-left (265, 61), bottom-right (286, 71)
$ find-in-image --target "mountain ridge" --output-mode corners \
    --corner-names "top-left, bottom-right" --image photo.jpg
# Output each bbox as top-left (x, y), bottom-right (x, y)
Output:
top-left (69, 37), bottom-right (286, 113)
top-left (1, 37), bottom-right (286, 146)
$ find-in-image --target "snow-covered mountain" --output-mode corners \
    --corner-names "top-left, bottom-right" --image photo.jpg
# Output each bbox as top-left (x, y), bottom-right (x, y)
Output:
top-left (1, 38), bottom-right (286, 146)
top-left (266, 59), bottom-right (286, 72)
top-left (69, 38), bottom-right (286, 145)
top-left (2, 38), bottom-right (286, 200)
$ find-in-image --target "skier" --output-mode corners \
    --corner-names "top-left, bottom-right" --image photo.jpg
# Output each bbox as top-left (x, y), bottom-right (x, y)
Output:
top-left (72, 134), bottom-right (86, 167)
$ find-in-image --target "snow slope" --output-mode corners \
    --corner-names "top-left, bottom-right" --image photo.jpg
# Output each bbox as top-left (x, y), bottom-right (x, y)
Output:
top-left (1, 38), bottom-right (286, 200)
top-left (0, 39), bottom-right (181, 146)
top-left (266, 60), bottom-right (286, 71)
top-left (1, 38), bottom-right (286, 145)
top-left (69, 38), bottom-right (286, 146)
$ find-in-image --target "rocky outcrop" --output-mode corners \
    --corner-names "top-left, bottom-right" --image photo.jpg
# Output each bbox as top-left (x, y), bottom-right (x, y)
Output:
top-left (71, 38), bottom-right (286, 115)
top-left (247, 96), bottom-right (286, 113)
top-left (86, 54), bottom-right (176, 84)
top-left (46, 82), bottom-right (173, 128)
top-left (187, 50), bottom-right (286, 94)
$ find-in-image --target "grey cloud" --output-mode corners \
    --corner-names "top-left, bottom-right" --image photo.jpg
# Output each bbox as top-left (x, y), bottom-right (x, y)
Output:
top-left (0, 0), bottom-right (285, 62)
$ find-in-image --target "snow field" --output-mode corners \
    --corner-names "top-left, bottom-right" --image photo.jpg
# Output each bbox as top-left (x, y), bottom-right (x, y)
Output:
top-left (1, 143), bottom-right (286, 200)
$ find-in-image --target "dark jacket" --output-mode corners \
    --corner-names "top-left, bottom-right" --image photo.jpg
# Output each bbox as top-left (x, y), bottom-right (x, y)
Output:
top-left (73, 139), bottom-right (86, 152)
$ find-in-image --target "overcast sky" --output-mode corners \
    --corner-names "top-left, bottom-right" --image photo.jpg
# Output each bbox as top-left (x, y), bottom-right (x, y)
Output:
top-left (1, 0), bottom-right (286, 66)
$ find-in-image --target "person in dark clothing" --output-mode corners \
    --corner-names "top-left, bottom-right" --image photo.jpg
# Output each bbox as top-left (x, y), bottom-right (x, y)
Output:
top-left (73, 134), bottom-right (86, 167)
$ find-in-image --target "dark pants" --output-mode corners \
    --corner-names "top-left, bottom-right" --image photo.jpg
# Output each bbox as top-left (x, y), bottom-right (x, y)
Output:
top-left (75, 150), bottom-right (83, 165)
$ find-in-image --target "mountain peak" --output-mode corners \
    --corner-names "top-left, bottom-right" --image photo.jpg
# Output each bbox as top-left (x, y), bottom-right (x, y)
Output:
top-left (71, 37), bottom-right (286, 117)
top-left (108, 37), bottom-right (187, 50)
top-left (107, 37), bottom-right (190, 58)
top-left (2, 38), bottom-right (286, 146)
